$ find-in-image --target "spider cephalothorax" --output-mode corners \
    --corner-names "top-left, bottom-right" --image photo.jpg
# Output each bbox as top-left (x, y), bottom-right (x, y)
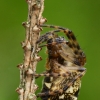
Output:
top-left (35, 24), bottom-right (86, 100)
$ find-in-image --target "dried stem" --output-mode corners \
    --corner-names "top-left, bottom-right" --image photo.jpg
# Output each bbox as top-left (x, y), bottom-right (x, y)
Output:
top-left (16, 0), bottom-right (46, 100)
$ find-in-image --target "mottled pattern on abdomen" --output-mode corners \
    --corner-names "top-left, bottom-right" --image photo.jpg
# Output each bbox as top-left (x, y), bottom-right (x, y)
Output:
top-left (41, 73), bottom-right (81, 100)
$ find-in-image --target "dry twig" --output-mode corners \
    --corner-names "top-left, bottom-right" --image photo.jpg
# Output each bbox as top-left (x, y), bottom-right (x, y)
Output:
top-left (16, 0), bottom-right (46, 100)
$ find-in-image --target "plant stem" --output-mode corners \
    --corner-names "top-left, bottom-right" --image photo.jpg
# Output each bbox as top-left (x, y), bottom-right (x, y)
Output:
top-left (16, 0), bottom-right (46, 100)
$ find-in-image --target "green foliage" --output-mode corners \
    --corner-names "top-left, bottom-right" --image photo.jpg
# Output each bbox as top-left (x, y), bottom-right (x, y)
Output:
top-left (0, 0), bottom-right (100, 100)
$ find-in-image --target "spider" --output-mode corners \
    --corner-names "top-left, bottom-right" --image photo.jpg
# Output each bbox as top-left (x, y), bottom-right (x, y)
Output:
top-left (35, 24), bottom-right (86, 100)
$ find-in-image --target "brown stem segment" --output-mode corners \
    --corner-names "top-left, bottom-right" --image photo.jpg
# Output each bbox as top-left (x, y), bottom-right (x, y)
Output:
top-left (16, 0), bottom-right (46, 100)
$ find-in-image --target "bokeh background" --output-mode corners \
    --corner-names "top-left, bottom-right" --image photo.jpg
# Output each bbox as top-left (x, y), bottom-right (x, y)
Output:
top-left (0, 0), bottom-right (100, 100)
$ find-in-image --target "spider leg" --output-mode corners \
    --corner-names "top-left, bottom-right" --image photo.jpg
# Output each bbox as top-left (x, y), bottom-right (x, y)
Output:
top-left (37, 26), bottom-right (86, 63)
top-left (54, 61), bottom-right (86, 72)
top-left (36, 30), bottom-right (59, 44)
top-left (33, 71), bottom-right (71, 78)
top-left (37, 29), bottom-right (79, 57)
top-left (40, 24), bottom-right (80, 52)
top-left (39, 41), bottom-right (67, 48)
top-left (38, 36), bottom-right (84, 66)
top-left (37, 29), bottom-right (72, 49)
top-left (34, 60), bottom-right (83, 79)
top-left (40, 25), bottom-right (86, 63)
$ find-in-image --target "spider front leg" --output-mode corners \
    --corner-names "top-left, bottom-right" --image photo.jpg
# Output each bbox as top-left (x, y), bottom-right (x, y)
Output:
top-left (40, 24), bottom-right (80, 50)
top-left (40, 24), bottom-right (86, 62)
top-left (54, 61), bottom-right (86, 72)
top-left (33, 70), bottom-right (71, 78)
top-left (38, 40), bottom-right (68, 48)
top-left (37, 30), bottom-right (58, 44)
top-left (36, 27), bottom-right (77, 54)
top-left (37, 27), bottom-right (86, 65)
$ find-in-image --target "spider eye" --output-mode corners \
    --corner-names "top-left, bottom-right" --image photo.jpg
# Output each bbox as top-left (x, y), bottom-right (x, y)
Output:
top-left (55, 37), bottom-right (65, 43)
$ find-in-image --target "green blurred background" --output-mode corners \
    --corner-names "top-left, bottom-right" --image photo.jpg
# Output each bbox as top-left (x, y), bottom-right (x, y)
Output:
top-left (0, 0), bottom-right (100, 100)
